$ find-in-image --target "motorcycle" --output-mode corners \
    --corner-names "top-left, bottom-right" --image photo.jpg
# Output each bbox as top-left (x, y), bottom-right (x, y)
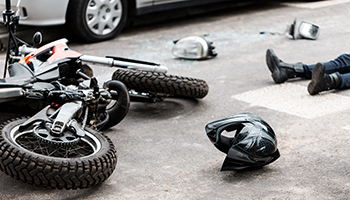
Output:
top-left (0, 0), bottom-right (209, 189)
top-left (0, 80), bottom-right (128, 189)
top-left (0, 0), bottom-right (133, 189)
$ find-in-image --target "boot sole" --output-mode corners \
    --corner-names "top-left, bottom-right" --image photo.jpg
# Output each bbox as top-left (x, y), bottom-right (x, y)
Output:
top-left (307, 63), bottom-right (324, 95)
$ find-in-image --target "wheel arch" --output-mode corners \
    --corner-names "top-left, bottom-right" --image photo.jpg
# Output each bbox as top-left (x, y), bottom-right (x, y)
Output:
top-left (127, 0), bottom-right (137, 16)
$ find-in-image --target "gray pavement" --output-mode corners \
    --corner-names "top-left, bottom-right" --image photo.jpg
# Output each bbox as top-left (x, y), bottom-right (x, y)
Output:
top-left (1, 1), bottom-right (350, 199)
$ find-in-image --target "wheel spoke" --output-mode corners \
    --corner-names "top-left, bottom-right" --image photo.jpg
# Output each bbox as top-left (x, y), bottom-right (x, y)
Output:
top-left (91, 0), bottom-right (104, 7)
top-left (87, 16), bottom-right (99, 28)
top-left (14, 128), bottom-right (96, 158)
top-left (86, 6), bottom-right (99, 16)
top-left (98, 21), bottom-right (107, 34)
top-left (109, 0), bottom-right (119, 11)
top-left (35, 139), bottom-right (45, 155)
top-left (64, 146), bottom-right (71, 158)
top-left (48, 147), bottom-right (61, 157)
top-left (70, 146), bottom-right (85, 157)
top-left (110, 9), bottom-right (121, 18)
top-left (106, 19), bottom-right (115, 30)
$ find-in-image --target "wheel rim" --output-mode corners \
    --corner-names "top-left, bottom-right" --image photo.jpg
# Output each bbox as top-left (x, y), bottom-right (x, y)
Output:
top-left (9, 124), bottom-right (102, 158)
top-left (106, 99), bottom-right (117, 110)
top-left (85, 0), bottom-right (123, 36)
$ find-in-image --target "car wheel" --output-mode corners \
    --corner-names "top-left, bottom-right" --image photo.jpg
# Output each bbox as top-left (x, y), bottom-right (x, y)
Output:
top-left (67, 0), bottom-right (128, 42)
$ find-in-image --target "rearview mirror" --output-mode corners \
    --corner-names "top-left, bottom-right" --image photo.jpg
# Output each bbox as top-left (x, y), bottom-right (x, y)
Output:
top-left (288, 18), bottom-right (298, 40)
top-left (32, 31), bottom-right (42, 47)
top-left (288, 18), bottom-right (320, 40)
top-left (298, 21), bottom-right (320, 40)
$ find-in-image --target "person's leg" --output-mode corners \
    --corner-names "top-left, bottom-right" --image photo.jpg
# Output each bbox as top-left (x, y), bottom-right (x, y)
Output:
top-left (339, 73), bottom-right (350, 89)
top-left (304, 54), bottom-right (350, 79)
top-left (266, 49), bottom-right (306, 84)
top-left (307, 63), bottom-right (342, 95)
top-left (266, 50), bottom-right (350, 85)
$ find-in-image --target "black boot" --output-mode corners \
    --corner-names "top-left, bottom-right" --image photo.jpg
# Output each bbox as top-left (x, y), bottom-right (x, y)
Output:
top-left (307, 62), bottom-right (342, 95)
top-left (266, 49), bottom-right (305, 84)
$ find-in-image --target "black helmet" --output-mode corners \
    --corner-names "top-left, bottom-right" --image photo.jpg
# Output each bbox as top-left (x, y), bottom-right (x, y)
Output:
top-left (205, 113), bottom-right (280, 171)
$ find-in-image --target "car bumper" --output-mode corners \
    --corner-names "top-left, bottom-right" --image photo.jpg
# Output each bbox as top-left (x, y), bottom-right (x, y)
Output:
top-left (0, 0), bottom-right (69, 26)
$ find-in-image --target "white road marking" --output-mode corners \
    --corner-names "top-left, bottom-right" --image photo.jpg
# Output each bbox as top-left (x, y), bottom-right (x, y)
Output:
top-left (231, 83), bottom-right (350, 119)
top-left (282, 0), bottom-right (350, 9)
top-left (342, 125), bottom-right (350, 130)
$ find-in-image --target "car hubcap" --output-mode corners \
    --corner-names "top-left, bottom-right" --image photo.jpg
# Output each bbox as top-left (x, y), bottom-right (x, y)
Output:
top-left (86, 0), bottom-right (122, 36)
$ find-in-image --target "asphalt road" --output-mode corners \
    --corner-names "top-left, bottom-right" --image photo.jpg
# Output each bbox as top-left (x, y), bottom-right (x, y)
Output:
top-left (1, 0), bottom-right (350, 199)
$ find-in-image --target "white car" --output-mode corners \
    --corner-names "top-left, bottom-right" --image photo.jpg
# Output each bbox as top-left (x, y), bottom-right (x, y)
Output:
top-left (0, 0), bottom-right (233, 42)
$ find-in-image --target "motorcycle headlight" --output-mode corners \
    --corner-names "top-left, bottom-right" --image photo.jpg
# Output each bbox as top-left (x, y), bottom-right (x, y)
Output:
top-left (172, 36), bottom-right (217, 60)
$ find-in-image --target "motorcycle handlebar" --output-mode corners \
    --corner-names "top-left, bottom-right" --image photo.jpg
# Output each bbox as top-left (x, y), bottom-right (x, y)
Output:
top-left (18, 45), bottom-right (37, 54)
top-left (17, 46), bottom-right (168, 74)
top-left (80, 55), bottom-right (168, 73)
top-left (5, 0), bottom-right (11, 12)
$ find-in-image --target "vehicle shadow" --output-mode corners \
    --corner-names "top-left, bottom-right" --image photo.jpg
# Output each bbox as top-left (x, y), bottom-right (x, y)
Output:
top-left (203, 160), bottom-right (279, 183)
top-left (125, 97), bottom-right (202, 120)
top-left (0, 103), bottom-right (37, 122)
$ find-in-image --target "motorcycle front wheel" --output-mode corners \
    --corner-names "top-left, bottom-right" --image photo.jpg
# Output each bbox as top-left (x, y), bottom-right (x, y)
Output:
top-left (112, 69), bottom-right (209, 99)
top-left (103, 80), bottom-right (130, 129)
top-left (0, 117), bottom-right (117, 189)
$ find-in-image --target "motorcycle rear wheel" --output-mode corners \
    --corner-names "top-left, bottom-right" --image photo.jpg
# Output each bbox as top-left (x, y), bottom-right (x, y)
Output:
top-left (0, 117), bottom-right (117, 189)
top-left (112, 69), bottom-right (209, 99)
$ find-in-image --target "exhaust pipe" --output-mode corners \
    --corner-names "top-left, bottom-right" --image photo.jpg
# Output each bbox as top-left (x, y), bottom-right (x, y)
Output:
top-left (0, 87), bottom-right (23, 103)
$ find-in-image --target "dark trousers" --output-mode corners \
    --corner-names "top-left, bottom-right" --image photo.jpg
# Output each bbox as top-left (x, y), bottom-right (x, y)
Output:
top-left (303, 54), bottom-right (350, 89)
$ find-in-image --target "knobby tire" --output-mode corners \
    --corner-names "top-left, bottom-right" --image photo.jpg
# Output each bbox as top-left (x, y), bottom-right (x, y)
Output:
top-left (112, 69), bottom-right (209, 99)
top-left (0, 117), bottom-right (117, 189)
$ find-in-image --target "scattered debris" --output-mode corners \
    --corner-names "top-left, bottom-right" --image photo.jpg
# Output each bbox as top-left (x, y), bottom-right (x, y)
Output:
top-left (172, 36), bottom-right (217, 60)
top-left (260, 17), bottom-right (320, 40)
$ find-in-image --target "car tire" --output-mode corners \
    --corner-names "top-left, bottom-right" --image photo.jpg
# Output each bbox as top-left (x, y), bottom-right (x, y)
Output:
top-left (66, 0), bottom-right (128, 42)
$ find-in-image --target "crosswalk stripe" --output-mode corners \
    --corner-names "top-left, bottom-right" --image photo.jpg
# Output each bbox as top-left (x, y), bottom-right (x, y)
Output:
top-left (231, 83), bottom-right (350, 119)
top-left (282, 0), bottom-right (350, 9)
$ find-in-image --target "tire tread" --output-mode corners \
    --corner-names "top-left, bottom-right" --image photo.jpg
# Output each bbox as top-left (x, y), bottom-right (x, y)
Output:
top-left (112, 69), bottom-right (209, 99)
top-left (0, 117), bottom-right (117, 189)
